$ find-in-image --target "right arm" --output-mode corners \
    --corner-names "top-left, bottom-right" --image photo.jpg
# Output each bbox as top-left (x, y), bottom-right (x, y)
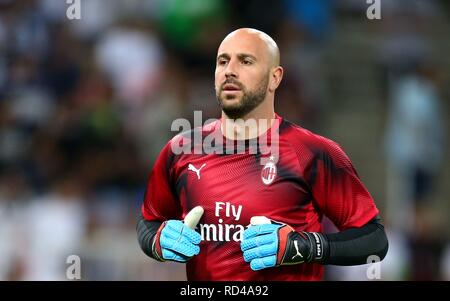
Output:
top-left (137, 140), bottom-right (201, 262)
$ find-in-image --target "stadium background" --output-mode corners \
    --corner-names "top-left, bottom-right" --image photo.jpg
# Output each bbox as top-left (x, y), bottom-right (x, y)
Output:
top-left (0, 0), bottom-right (448, 280)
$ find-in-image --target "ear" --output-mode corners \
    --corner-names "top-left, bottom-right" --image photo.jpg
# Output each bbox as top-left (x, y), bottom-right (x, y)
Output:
top-left (268, 66), bottom-right (283, 93)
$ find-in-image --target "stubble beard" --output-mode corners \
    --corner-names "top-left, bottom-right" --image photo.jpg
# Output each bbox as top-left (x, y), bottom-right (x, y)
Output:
top-left (216, 75), bottom-right (269, 120)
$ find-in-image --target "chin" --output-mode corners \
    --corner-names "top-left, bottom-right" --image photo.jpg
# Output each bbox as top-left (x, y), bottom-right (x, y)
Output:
top-left (220, 95), bottom-right (241, 105)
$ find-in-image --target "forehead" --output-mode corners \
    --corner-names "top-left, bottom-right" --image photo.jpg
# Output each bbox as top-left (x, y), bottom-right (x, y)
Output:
top-left (217, 32), bottom-right (268, 60)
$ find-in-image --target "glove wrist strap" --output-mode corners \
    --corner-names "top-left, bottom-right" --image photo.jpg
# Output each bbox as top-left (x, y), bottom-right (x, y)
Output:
top-left (302, 232), bottom-right (328, 263)
top-left (152, 222), bottom-right (167, 262)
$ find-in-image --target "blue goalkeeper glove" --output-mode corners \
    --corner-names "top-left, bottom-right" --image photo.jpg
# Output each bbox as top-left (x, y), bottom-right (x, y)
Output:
top-left (152, 207), bottom-right (203, 262)
top-left (240, 217), bottom-right (326, 271)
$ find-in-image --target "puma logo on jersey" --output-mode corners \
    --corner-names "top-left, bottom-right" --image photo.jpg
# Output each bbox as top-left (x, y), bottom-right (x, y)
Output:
top-left (188, 163), bottom-right (206, 179)
top-left (291, 240), bottom-right (303, 260)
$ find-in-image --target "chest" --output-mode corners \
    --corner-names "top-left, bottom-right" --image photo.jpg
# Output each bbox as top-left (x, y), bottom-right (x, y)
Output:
top-left (173, 152), bottom-right (311, 227)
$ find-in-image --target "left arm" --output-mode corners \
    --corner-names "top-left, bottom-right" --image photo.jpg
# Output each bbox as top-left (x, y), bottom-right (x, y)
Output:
top-left (241, 214), bottom-right (388, 271)
top-left (319, 216), bottom-right (388, 265)
top-left (286, 216), bottom-right (388, 266)
top-left (305, 139), bottom-right (389, 265)
top-left (241, 216), bottom-right (388, 270)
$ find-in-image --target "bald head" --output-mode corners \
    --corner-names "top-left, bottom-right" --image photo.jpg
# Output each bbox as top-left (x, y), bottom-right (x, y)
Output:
top-left (215, 28), bottom-right (284, 120)
top-left (219, 28), bottom-right (280, 68)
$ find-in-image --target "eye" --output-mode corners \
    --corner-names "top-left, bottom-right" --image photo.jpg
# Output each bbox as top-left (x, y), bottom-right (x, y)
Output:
top-left (217, 59), bottom-right (228, 66)
top-left (242, 59), bottom-right (253, 65)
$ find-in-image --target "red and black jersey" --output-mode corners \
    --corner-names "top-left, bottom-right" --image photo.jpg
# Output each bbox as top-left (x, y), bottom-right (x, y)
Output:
top-left (141, 114), bottom-right (379, 280)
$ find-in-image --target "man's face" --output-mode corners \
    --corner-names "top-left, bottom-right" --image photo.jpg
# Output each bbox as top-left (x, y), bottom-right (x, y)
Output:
top-left (215, 32), bottom-right (271, 119)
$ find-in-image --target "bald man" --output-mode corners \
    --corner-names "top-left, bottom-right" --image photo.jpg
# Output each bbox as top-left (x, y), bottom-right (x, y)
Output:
top-left (215, 28), bottom-right (282, 141)
top-left (137, 28), bottom-right (388, 280)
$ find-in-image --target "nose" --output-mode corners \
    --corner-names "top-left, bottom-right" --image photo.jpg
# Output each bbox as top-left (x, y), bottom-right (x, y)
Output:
top-left (225, 59), bottom-right (238, 78)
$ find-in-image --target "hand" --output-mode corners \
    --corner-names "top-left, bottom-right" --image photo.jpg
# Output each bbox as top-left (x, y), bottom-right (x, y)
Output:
top-left (241, 217), bottom-right (318, 271)
top-left (152, 207), bottom-right (203, 262)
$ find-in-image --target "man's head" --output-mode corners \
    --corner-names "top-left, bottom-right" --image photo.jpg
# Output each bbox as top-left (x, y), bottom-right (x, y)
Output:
top-left (215, 28), bottom-right (283, 119)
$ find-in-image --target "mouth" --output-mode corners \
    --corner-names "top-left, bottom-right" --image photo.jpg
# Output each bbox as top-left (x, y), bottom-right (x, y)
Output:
top-left (222, 83), bottom-right (241, 92)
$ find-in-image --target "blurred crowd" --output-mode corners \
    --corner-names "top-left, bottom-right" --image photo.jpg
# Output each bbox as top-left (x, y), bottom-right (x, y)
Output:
top-left (0, 0), bottom-right (448, 280)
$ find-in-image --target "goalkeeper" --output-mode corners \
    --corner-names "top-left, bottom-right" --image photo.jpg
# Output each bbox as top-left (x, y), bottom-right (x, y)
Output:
top-left (137, 28), bottom-right (388, 280)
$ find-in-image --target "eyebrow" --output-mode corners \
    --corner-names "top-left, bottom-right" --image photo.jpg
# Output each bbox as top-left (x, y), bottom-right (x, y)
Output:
top-left (217, 53), bottom-right (257, 61)
top-left (217, 53), bottom-right (230, 61)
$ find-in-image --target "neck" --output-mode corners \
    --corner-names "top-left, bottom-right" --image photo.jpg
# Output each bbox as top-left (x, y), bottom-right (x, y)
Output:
top-left (221, 101), bottom-right (275, 140)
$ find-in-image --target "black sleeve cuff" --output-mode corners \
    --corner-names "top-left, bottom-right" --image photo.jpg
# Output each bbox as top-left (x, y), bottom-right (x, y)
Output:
top-left (136, 213), bottom-right (163, 260)
top-left (307, 217), bottom-right (389, 266)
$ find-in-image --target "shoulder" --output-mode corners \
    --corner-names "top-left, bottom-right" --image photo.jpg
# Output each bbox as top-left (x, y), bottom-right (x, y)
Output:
top-left (169, 118), bottom-right (220, 151)
top-left (159, 119), bottom-right (221, 162)
top-left (280, 119), bottom-right (352, 168)
top-left (280, 119), bottom-right (338, 151)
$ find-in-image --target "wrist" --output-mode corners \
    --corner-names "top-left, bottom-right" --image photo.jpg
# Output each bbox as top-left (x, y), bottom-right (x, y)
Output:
top-left (301, 231), bottom-right (329, 263)
top-left (151, 222), bottom-right (166, 262)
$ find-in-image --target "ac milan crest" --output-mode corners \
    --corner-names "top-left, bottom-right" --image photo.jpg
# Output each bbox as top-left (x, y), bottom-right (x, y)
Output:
top-left (261, 156), bottom-right (277, 185)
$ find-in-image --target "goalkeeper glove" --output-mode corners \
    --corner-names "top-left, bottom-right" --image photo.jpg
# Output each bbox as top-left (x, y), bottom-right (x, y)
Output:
top-left (240, 216), bottom-right (327, 271)
top-left (152, 207), bottom-right (203, 262)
